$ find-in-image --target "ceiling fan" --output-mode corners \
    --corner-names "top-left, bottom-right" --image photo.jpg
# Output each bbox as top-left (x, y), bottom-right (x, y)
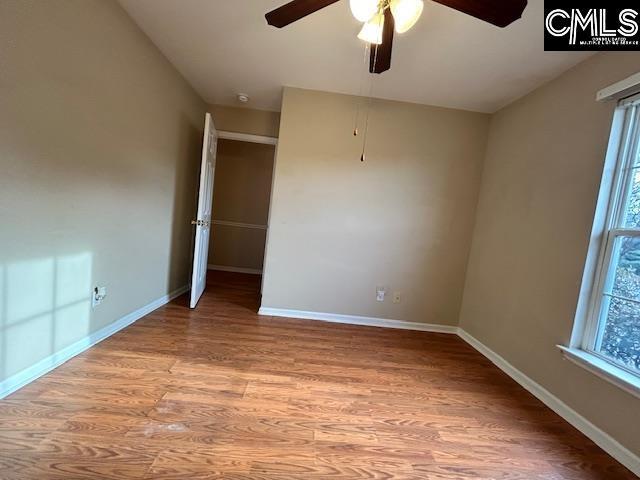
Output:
top-left (266, 0), bottom-right (528, 74)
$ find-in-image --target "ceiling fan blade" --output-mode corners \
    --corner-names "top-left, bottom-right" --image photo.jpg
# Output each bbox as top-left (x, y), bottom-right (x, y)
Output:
top-left (265, 0), bottom-right (341, 28)
top-left (431, 0), bottom-right (527, 27)
top-left (369, 8), bottom-right (394, 74)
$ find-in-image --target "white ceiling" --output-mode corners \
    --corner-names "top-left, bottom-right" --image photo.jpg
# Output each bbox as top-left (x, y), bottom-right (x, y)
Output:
top-left (118, 0), bottom-right (593, 113)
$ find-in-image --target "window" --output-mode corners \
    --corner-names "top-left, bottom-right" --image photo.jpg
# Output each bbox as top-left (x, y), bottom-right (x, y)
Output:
top-left (580, 96), bottom-right (640, 380)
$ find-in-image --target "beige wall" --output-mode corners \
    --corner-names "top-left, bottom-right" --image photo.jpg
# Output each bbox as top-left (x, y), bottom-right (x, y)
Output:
top-left (0, 0), bottom-right (205, 383)
top-left (4, 0), bottom-right (637, 457)
top-left (262, 87), bottom-right (489, 323)
top-left (209, 140), bottom-right (275, 271)
top-left (209, 105), bottom-right (281, 138)
top-left (459, 52), bottom-right (640, 456)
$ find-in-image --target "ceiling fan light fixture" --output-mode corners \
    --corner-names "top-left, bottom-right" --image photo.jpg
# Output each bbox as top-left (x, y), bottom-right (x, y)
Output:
top-left (390, 0), bottom-right (423, 33)
top-left (349, 0), bottom-right (379, 22)
top-left (357, 11), bottom-right (385, 44)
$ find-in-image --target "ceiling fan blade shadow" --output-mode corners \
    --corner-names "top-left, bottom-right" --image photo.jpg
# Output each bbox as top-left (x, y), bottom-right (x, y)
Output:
top-left (265, 0), bottom-right (341, 28)
top-left (431, 0), bottom-right (528, 28)
top-left (369, 8), bottom-right (394, 74)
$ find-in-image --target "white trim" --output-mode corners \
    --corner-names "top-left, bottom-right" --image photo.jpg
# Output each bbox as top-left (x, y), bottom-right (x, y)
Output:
top-left (597, 71), bottom-right (640, 102)
top-left (572, 107), bottom-right (634, 347)
top-left (458, 329), bottom-right (640, 477)
top-left (620, 91), bottom-right (640, 108)
top-left (212, 220), bottom-right (267, 230)
top-left (208, 264), bottom-right (262, 275)
top-left (558, 346), bottom-right (640, 400)
top-left (258, 306), bottom-right (637, 474)
top-left (578, 105), bottom-right (640, 354)
top-left (260, 137), bottom-right (279, 295)
top-left (2, 286), bottom-right (637, 475)
top-left (218, 130), bottom-right (278, 146)
top-left (0, 285), bottom-right (189, 399)
top-left (258, 307), bottom-right (458, 334)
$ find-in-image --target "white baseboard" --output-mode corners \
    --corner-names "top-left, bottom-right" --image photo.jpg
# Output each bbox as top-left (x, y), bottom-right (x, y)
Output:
top-left (2, 288), bottom-right (637, 476)
top-left (256, 308), bottom-right (639, 475)
top-left (258, 307), bottom-right (458, 334)
top-left (208, 264), bottom-right (262, 275)
top-left (458, 329), bottom-right (640, 477)
top-left (0, 285), bottom-right (189, 400)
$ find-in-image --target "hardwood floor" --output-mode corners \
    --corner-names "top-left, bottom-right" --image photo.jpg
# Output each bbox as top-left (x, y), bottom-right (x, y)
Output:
top-left (0, 271), bottom-right (636, 479)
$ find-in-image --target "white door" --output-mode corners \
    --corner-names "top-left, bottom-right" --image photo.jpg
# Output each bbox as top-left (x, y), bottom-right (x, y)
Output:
top-left (190, 113), bottom-right (217, 308)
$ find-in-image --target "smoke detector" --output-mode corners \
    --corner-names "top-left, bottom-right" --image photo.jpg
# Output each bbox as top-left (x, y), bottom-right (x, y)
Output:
top-left (237, 93), bottom-right (250, 103)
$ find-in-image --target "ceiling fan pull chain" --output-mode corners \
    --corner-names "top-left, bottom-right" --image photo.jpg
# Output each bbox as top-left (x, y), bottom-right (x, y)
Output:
top-left (353, 43), bottom-right (371, 137)
top-left (360, 43), bottom-right (379, 162)
top-left (360, 98), bottom-right (372, 162)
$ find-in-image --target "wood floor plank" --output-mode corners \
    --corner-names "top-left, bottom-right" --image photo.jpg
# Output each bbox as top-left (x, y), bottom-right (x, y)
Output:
top-left (0, 270), bottom-right (636, 479)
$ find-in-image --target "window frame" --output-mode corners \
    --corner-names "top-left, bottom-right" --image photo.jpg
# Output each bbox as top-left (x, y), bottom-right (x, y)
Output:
top-left (567, 98), bottom-right (640, 390)
top-left (586, 229), bottom-right (640, 370)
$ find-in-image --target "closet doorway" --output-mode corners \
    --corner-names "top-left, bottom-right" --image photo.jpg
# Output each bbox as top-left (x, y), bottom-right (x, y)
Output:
top-left (208, 131), bottom-right (277, 290)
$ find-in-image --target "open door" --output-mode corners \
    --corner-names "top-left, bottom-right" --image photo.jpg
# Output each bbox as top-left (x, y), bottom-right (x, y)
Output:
top-left (190, 113), bottom-right (217, 308)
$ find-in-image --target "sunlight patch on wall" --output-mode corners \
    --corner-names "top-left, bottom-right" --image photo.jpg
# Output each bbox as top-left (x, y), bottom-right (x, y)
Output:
top-left (0, 253), bottom-right (93, 380)
top-left (6, 258), bottom-right (54, 325)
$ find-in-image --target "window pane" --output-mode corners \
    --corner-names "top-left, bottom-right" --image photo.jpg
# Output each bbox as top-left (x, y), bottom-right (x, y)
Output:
top-left (611, 236), bottom-right (640, 301)
top-left (597, 235), bottom-right (640, 371)
top-left (624, 168), bottom-right (640, 228)
top-left (598, 296), bottom-right (640, 371)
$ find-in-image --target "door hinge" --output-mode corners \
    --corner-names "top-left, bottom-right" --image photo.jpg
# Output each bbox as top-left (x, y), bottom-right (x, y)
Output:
top-left (191, 220), bottom-right (211, 227)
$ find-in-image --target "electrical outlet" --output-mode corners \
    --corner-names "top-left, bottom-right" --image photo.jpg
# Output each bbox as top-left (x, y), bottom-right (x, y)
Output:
top-left (376, 286), bottom-right (386, 302)
top-left (92, 286), bottom-right (107, 308)
top-left (393, 292), bottom-right (401, 304)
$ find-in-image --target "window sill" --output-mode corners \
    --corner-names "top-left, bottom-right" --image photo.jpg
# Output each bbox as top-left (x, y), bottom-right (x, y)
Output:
top-left (557, 346), bottom-right (640, 399)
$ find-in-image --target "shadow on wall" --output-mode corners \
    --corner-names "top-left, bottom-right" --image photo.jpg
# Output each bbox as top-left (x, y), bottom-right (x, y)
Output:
top-left (0, 252), bottom-right (92, 382)
top-left (166, 113), bottom-right (205, 303)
